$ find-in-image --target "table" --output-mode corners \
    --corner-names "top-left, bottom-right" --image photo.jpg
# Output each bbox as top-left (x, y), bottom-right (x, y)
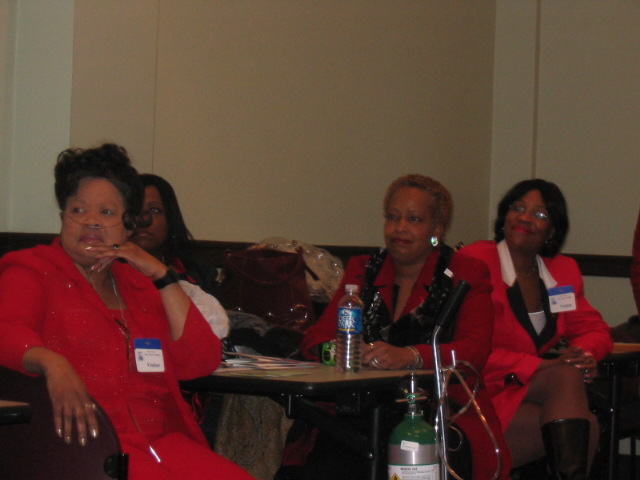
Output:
top-left (0, 399), bottom-right (31, 426)
top-left (596, 342), bottom-right (640, 480)
top-left (182, 364), bottom-right (434, 480)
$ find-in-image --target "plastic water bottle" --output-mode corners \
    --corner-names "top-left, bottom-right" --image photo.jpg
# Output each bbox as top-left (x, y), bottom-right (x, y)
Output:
top-left (335, 284), bottom-right (364, 373)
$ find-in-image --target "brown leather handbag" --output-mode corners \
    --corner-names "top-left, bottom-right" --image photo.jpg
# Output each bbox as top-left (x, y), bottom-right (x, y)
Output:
top-left (222, 248), bottom-right (316, 332)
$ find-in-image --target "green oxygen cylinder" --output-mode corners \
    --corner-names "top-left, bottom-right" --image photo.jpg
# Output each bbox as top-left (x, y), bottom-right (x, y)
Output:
top-left (388, 374), bottom-right (439, 480)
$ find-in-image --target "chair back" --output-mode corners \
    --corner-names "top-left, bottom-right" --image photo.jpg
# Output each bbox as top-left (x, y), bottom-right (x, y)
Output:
top-left (0, 365), bottom-right (128, 479)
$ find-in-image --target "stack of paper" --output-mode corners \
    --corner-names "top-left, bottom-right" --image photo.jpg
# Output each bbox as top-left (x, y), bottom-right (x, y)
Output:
top-left (222, 352), bottom-right (320, 370)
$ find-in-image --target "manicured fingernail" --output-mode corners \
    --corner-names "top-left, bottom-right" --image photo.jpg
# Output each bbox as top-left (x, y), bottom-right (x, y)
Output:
top-left (91, 428), bottom-right (98, 438)
top-left (64, 435), bottom-right (72, 444)
top-left (80, 436), bottom-right (87, 446)
top-left (57, 428), bottom-right (62, 438)
top-left (84, 246), bottom-right (93, 250)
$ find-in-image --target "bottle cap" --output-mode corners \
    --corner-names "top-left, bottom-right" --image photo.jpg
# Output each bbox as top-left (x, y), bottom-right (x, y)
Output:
top-left (345, 284), bottom-right (359, 294)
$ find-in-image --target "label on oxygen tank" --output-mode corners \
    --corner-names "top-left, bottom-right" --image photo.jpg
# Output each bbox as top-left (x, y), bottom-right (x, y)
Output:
top-left (388, 463), bottom-right (439, 480)
top-left (388, 440), bottom-right (439, 480)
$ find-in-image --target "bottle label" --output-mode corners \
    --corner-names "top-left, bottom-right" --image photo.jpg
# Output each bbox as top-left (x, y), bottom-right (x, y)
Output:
top-left (337, 307), bottom-right (363, 334)
top-left (388, 463), bottom-right (439, 480)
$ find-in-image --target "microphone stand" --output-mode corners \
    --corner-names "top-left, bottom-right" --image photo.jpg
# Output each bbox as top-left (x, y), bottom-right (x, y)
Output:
top-left (431, 280), bottom-right (470, 480)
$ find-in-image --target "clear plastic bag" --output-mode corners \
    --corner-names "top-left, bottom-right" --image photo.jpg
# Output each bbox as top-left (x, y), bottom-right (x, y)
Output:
top-left (256, 237), bottom-right (344, 303)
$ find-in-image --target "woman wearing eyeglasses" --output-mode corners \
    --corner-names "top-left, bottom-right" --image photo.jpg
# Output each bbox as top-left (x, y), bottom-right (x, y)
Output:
top-left (463, 179), bottom-right (612, 479)
top-left (0, 144), bottom-right (253, 479)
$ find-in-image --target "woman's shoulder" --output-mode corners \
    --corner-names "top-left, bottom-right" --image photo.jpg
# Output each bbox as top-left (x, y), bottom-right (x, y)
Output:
top-left (458, 240), bottom-right (497, 258)
top-left (542, 253), bottom-right (580, 273)
top-left (450, 248), bottom-right (491, 279)
top-left (0, 243), bottom-right (72, 291)
top-left (339, 254), bottom-right (377, 287)
top-left (344, 254), bottom-right (374, 271)
top-left (0, 242), bottom-right (59, 270)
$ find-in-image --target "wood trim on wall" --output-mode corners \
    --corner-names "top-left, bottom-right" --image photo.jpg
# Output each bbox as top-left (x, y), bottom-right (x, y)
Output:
top-left (0, 232), bottom-right (632, 279)
top-left (564, 253), bottom-right (632, 279)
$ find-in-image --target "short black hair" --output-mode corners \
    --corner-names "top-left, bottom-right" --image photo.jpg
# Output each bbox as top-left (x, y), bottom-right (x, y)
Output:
top-left (54, 143), bottom-right (143, 230)
top-left (139, 173), bottom-right (194, 262)
top-left (493, 179), bottom-right (569, 257)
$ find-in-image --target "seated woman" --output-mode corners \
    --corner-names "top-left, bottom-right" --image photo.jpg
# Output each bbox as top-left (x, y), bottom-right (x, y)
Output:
top-left (131, 173), bottom-right (229, 340)
top-left (463, 179), bottom-right (613, 478)
top-left (301, 174), bottom-right (511, 480)
top-left (0, 144), bottom-right (253, 480)
top-left (131, 173), bottom-right (291, 478)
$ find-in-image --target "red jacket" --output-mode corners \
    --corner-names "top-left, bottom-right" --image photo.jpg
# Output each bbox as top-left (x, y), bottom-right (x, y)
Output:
top-left (0, 239), bottom-right (219, 449)
top-left (302, 247), bottom-right (512, 479)
top-left (302, 248), bottom-right (495, 371)
top-left (463, 240), bottom-right (613, 430)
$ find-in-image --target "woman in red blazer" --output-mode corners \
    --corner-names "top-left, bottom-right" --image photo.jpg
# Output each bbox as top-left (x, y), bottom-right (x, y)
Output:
top-left (302, 174), bottom-right (511, 480)
top-left (0, 144), bottom-right (252, 480)
top-left (463, 179), bottom-right (612, 479)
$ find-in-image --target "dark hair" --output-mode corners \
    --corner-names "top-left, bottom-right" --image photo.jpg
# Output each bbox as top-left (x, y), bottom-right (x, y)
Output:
top-left (54, 143), bottom-right (143, 230)
top-left (493, 178), bottom-right (569, 257)
top-left (383, 174), bottom-right (453, 234)
top-left (139, 173), bottom-right (194, 262)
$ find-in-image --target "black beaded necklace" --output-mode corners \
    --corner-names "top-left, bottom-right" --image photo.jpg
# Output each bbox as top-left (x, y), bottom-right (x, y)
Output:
top-left (361, 244), bottom-right (455, 346)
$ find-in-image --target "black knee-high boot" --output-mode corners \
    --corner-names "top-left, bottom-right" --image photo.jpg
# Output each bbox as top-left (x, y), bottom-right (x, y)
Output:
top-left (541, 418), bottom-right (590, 480)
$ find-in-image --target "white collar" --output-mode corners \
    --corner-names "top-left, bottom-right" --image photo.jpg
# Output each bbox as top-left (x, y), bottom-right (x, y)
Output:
top-left (497, 240), bottom-right (557, 289)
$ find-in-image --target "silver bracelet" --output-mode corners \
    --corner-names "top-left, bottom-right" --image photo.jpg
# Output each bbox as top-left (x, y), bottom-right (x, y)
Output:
top-left (405, 346), bottom-right (424, 369)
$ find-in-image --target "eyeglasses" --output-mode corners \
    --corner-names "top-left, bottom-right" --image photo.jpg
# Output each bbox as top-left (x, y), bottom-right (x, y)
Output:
top-left (508, 203), bottom-right (550, 221)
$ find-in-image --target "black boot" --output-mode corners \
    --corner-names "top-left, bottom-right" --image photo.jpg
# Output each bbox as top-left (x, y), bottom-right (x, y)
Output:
top-left (541, 418), bottom-right (590, 480)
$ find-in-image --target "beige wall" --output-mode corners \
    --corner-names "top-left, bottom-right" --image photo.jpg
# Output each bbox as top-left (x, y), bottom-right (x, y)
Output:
top-left (0, 0), bottom-right (14, 228)
top-left (2, 0), bottom-right (638, 325)
top-left (70, 0), bottom-right (158, 173)
top-left (1, 0), bottom-right (74, 232)
top-left (68, 0), bottom-right (496, 247)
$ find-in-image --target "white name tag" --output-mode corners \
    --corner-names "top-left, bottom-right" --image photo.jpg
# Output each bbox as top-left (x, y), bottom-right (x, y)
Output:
top-left (134, 338), bottom-right (165, 372)
top-left (548, 286), bottom-right (577, 313)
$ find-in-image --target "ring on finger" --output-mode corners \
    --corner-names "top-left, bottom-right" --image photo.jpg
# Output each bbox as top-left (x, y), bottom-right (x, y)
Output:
top-left (112, 244), bottom-right (120, 250)
top-left (83, 402), bottom-right (96, 409)
top-left (371, 357), bottom-right (380, 368)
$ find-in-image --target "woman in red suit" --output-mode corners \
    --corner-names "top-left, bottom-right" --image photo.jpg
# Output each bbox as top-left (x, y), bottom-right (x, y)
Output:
top-left (463, 179), bottom-right (612, 479)
top-left (0, 144), bottom-right (253, 480)
top-left (302, 174), bottom-right (511, 480)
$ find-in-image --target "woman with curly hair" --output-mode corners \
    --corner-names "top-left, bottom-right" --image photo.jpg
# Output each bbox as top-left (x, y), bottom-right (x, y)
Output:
top-left (0, 144), bottom-right (252, 479)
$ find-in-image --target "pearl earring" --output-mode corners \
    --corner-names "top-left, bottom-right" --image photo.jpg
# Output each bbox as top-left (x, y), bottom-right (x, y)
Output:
top-left (430, 236), bottom-right (439, 247)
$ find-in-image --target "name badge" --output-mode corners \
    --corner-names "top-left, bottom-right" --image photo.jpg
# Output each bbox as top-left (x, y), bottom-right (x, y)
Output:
top-left (134, 338), bottom-right (165, 372)
top-left (548, 286), bottom-right (576, 313)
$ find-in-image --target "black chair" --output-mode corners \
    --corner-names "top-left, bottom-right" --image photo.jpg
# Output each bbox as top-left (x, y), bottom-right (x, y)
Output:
top-left (0, 365), bottom-right (128, 480)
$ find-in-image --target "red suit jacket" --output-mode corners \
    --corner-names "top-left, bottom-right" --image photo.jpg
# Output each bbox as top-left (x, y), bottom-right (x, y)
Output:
top-left (0, 239), bottom-right (219, 453)
top-left (463, 240), bottom-right (613, 430)
top-left (302, 247), bottom-right (512, 479)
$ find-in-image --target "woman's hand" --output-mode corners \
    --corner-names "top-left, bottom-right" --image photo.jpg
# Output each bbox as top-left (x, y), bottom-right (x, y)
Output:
top-left (540, 345), bottom-right (598, 383)
top-left (363, 341), bottom-right (417, 369)
top-left (85, 241), bottom-right (167, 280)
top-left (86, 240), bottom-right (191, 340)
top-left (23, 347), bottom-right (99, 446)
top-left (561, 345), bottom-right (598, 383)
